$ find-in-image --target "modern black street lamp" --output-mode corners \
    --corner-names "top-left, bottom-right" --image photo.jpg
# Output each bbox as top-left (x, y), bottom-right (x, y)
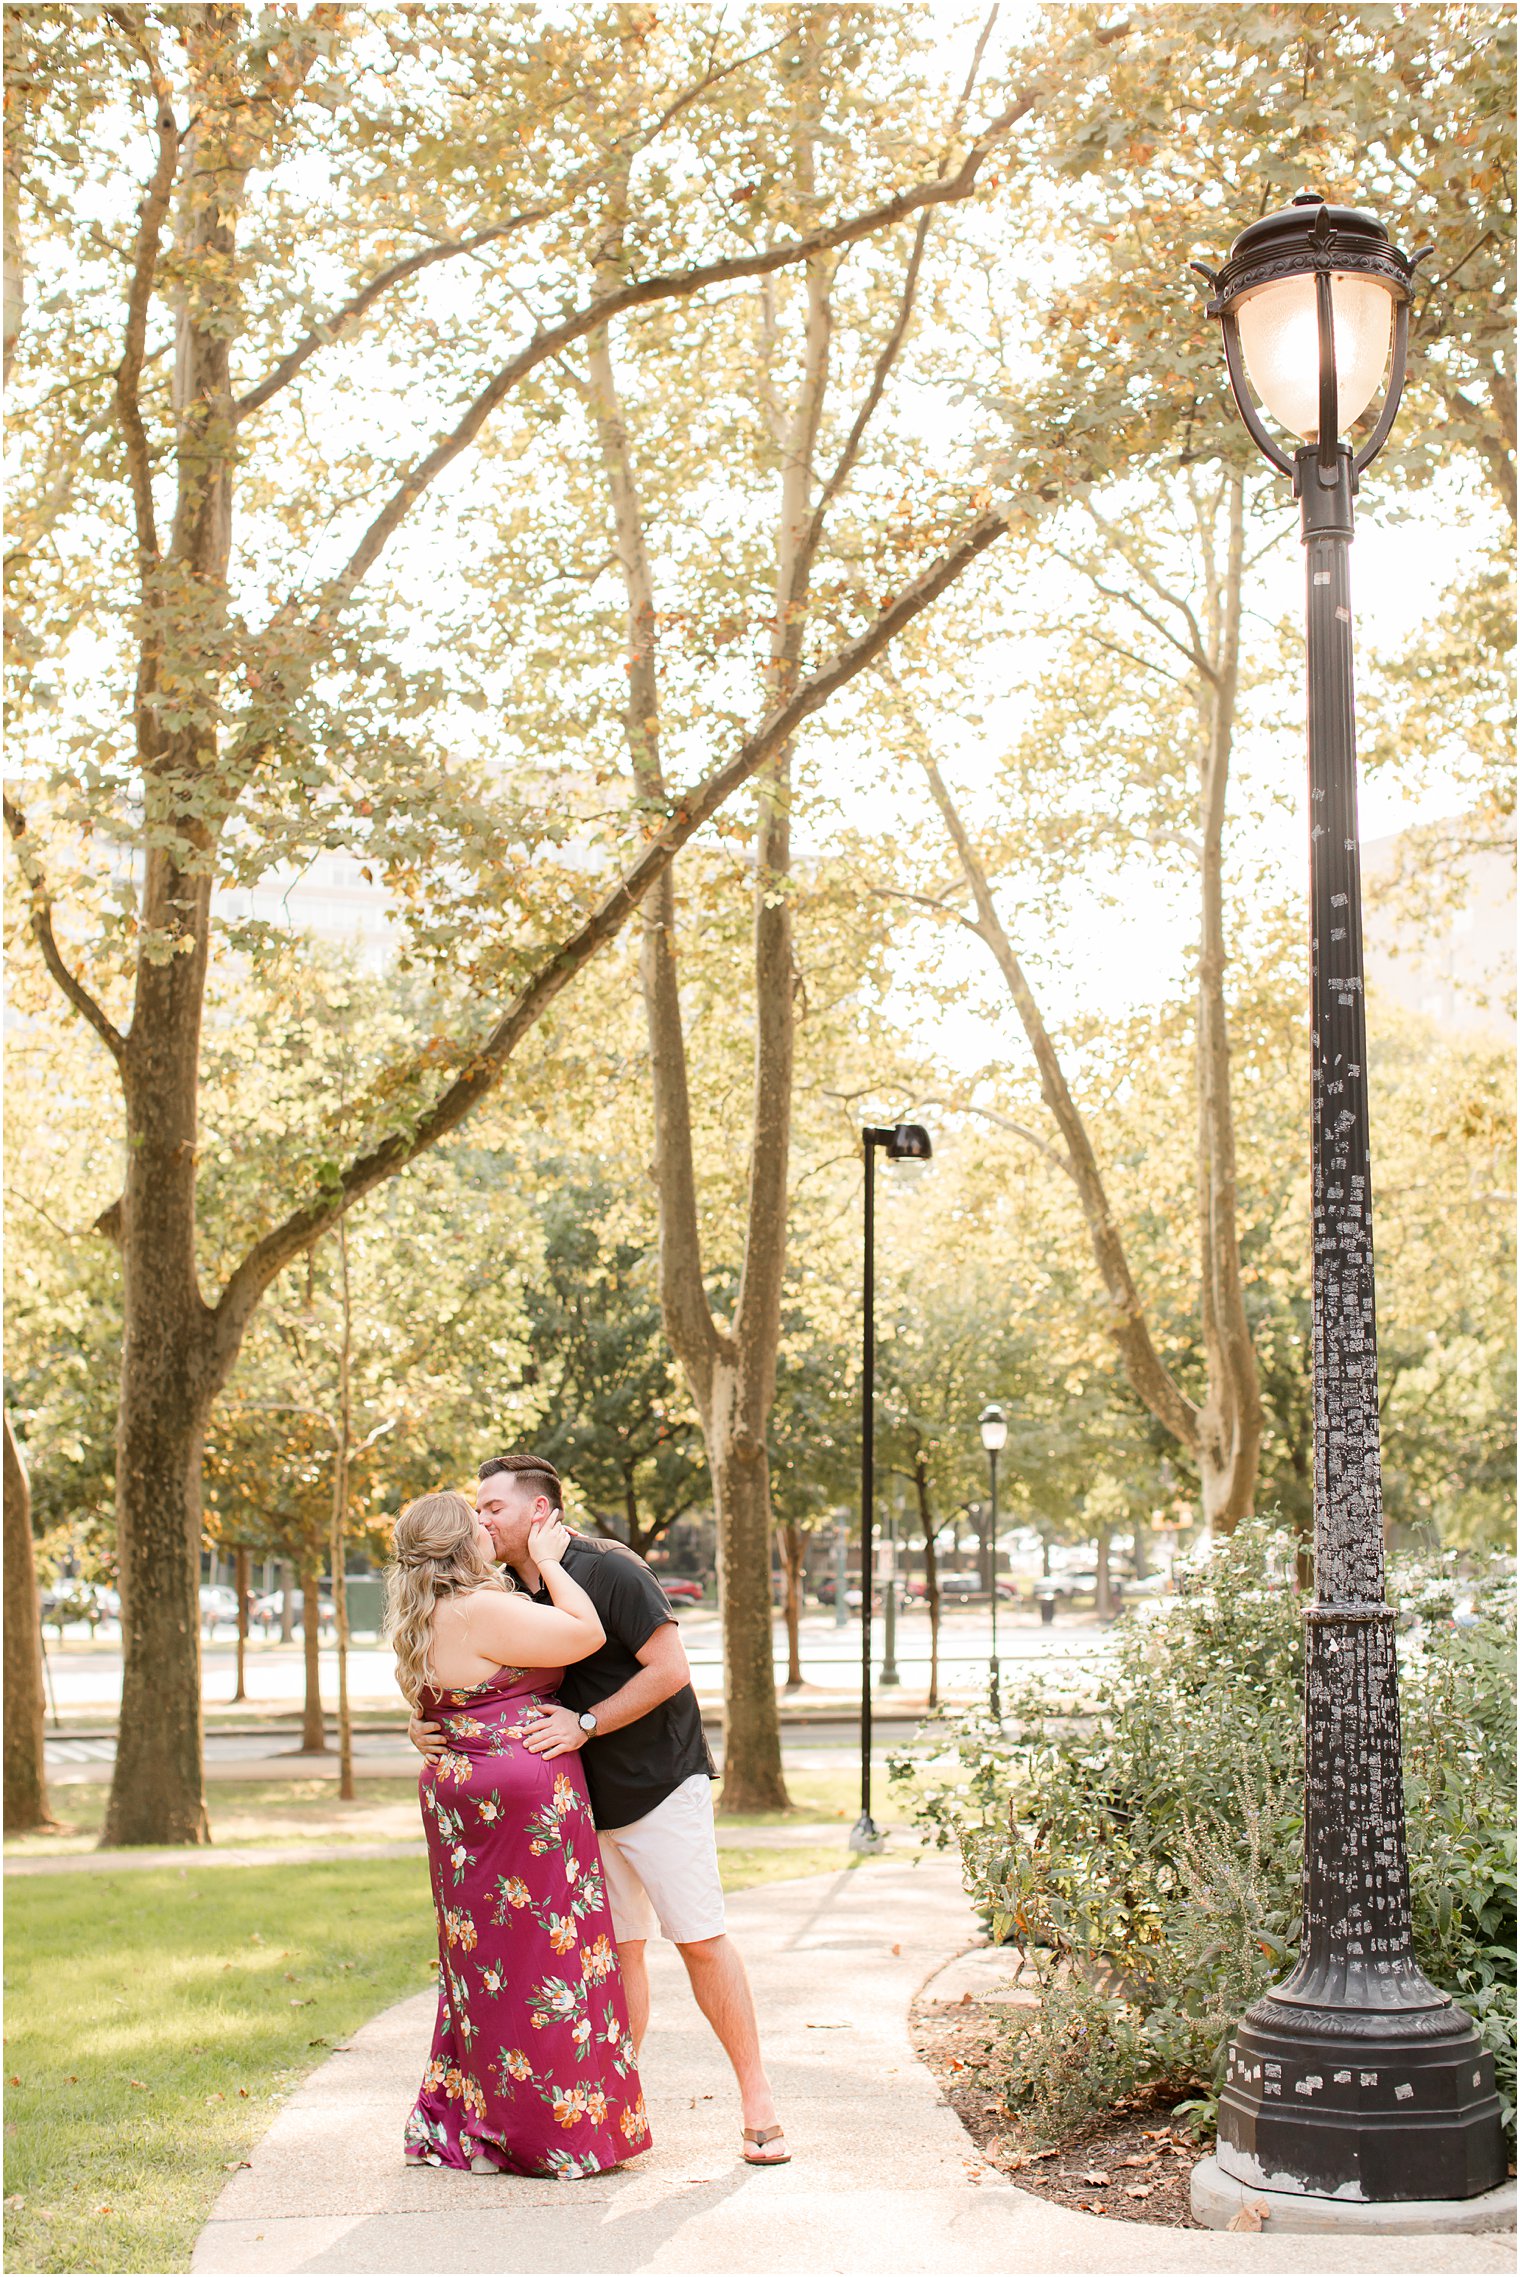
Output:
top-left (1194, 193), bottom-right (1504, 2205)
top-left (850, 1121), bottom-right (931, 1854)
top-left (978, 1403), bottom-right (1008, 1719)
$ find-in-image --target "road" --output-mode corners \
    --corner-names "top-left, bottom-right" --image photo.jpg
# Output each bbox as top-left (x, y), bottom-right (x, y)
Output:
top-left (35, 1601), bottom-right (1114, 1722)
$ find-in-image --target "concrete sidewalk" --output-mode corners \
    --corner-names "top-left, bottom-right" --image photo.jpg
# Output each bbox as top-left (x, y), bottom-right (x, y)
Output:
top-left (192, 1858), bottom-right (1510, 2277)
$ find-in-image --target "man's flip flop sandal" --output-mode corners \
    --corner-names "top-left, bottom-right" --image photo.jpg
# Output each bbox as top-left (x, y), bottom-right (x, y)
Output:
top-left (743, 2125), bottom-right (791, 2166)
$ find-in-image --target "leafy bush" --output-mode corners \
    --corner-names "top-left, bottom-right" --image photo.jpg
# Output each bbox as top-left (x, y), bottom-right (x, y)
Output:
top-left (891, 1519), bottom-right (1516, 2149)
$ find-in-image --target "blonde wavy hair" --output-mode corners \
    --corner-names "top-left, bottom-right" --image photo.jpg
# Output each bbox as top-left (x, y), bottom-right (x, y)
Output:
top-left (385, 1489), bottom-right (513, 1710)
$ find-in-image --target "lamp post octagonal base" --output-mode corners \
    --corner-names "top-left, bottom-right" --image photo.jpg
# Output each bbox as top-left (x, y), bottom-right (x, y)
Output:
top-left (847, 1812), bottom-right (887, 1855)
top-left (1192, 2157), bottom-right (1516, 2235)
top-left (1217, 1993), bottom-right (1506, 2205)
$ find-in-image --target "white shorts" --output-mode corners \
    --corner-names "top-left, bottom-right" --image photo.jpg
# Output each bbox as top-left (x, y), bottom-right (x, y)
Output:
top-left (598, 1772), bottom-right (727, 1947)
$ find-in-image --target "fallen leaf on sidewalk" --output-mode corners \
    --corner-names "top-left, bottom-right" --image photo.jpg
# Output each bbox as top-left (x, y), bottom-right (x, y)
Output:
top-left (1226, 2202), bottom-right (1271, 2231)
top-left (222, 2161), bottom-right (251, 2172)
top-left (891, 1943), bottom-right (901, 1955)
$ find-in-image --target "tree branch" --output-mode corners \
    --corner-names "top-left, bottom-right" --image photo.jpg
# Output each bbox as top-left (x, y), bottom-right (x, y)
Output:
top-left (234, 27), bottom-right (796, 421)
top-left (314, 89), bottom-right (1035, 614)
top-left (3, 795), bottom-right (128, 1065)
top-left (887, 709), bottom-right (1200, 1453)
top-left (1082, 497), bottom-right (1212, 670)
top-left (804, 3), bottom-right (999, 551)
top-left (105, 6), bottom-right (180, 571)
top-left (210, 504), bottom-right (1012, 1370)
top-left (233, 216), bottom-right (560, 421)
top-left (870, 881), bottom-right (984, 936)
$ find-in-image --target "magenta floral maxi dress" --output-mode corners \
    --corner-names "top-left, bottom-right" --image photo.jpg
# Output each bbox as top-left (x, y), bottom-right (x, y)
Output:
top-left (404, 1663), bottom-right (651, 2178)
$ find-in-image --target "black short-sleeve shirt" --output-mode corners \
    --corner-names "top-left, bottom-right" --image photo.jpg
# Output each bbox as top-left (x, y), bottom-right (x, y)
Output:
top-left (534, 1535), bottom-right (716, 1832)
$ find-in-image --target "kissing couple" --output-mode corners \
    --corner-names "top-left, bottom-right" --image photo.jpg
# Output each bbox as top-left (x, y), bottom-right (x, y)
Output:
top-left (387, 1451), bottom-right (789, 2180)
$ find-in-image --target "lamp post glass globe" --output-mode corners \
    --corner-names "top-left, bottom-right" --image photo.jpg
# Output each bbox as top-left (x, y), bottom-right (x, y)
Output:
top-left (978, 1403), bottom-right (1008, 1454)
top-left (1235, 269), bottom-right (1392, 438)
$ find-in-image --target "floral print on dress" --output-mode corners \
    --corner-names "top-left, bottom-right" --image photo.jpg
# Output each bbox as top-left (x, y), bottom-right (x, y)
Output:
top-left (404, 1663), bottom-right (651, 2179)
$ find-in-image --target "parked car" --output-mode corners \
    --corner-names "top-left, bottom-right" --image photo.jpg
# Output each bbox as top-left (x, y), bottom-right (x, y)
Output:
top-left (246, 1586), bottom-right (336, 1636)
top-left (39, 1581), bottom-right (116, 1633)
top-left (937, 1573), bottom-right (982, 1600)
top-left (814, 1575), bottom-right (910, 1612)
top-left (199, 1583), bottom-right (240, 1635)
top-left (659, 1576), bottom-right (705, 1606)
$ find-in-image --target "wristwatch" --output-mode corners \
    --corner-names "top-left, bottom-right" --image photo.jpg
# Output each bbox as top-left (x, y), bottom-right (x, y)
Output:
top-left (576, 1711), bottom-right (599, 1736)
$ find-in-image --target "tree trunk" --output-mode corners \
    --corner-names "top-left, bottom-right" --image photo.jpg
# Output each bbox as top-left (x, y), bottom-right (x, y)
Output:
top-left (3, 1414), bottom-right (50, 1831)
top-left (709, 1409), bottom-right (788, 1811)
top-left (1094, 1524), bottom-right (1114, 1622)
top-left (1131, 1522), bottom-right (1151, 1580)
top-left (232, 1542), bottom-right (249, 1702)
top-left (101, 16), bottom-right (247, 1849)
top-left (913, 1454), bottom-right (941, 1713)
top-left (299, 1559), bottom-right (326, 1753)
top-left (102, 937), bottom-right (218, 1846)
top-left (279, 1559), bottom-right (294, 1641)
top-left (781, 1521), bottom-right (805, 1691)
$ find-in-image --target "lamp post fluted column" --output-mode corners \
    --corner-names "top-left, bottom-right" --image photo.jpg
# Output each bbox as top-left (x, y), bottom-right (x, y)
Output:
top-left (1195, 192), bottom-right (1504, 2209)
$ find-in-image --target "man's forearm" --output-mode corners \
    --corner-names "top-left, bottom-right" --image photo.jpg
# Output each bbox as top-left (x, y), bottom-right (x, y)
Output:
top-left (587, 1660), bottom-right (688, 1736)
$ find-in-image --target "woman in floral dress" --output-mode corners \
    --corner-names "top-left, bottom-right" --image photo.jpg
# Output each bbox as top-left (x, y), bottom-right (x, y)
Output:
top-left (387, 1490), bottom-right (651, 2179)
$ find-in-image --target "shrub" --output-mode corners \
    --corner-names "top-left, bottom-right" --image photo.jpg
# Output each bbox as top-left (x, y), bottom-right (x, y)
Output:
top-left (891, 1518), bottom-right (1516, 2149)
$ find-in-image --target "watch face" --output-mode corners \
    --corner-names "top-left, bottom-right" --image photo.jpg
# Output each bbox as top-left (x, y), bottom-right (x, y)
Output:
top-left (578, 1712), bottom-right (597, 1733)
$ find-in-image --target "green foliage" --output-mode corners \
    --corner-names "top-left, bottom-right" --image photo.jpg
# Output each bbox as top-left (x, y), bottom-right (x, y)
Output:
top-left (892, 1518), bottom-right (1517, 2147)
top-left (516, 1159), bottom-right (707, 1552)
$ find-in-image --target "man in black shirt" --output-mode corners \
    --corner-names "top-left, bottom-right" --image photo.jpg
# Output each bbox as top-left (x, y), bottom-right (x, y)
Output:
top-left (409, 1452), bottom-right (789, 2167)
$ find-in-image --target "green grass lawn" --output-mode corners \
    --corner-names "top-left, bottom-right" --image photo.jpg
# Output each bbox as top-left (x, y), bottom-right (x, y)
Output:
top-left (6, 1763), bottom-right (881, 1858)
top-left (2, 1843), bottom-right (866, 2274)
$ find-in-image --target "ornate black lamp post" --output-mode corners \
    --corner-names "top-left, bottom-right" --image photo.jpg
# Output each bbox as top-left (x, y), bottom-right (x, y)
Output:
top-left (978, 1403), bottom-right (1007, 1718)
top-left (850, 1121), bottom-right (931, 1854)
top-left (1194, 194), bottom-right (1504, 2205)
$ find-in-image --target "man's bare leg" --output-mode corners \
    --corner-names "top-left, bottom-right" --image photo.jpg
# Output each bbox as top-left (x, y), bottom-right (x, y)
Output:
top-left (618, 1938), bottom-right (651, 2051)
top-left (676, 1934), bottom-right (787, 2161)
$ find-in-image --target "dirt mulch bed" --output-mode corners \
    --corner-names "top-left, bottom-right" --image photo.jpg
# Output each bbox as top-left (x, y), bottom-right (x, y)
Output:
top-left (912, 1986), bottom-right (1205, 2226)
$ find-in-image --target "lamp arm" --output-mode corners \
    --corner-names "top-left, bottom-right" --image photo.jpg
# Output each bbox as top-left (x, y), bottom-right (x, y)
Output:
top-left (1352, 298), bottom-right (1410, 478)
top-left (1220, 315), bottom-right (1295, 478)
top-left (1315, 269), bottom-right (1340, 478)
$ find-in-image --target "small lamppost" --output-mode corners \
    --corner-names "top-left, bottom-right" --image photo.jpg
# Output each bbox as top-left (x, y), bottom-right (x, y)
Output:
top-left (978, 1403), bottom-right (1008, 1718)
top-left (1194, 193), bottom-right (1503, 2209)
top-left (850, 1121), bottom-right (931, 1854)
